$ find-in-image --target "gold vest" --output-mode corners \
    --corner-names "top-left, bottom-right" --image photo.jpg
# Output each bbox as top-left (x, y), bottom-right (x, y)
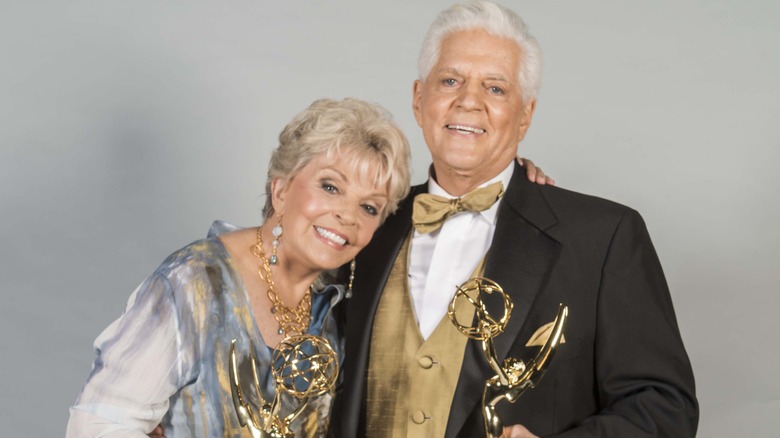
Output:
top-left (365, 235), bottom-right (484, 438)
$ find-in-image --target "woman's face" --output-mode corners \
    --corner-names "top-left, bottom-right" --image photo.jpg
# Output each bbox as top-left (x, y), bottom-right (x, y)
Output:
top-left (271, 152), bottom-right (389, 274)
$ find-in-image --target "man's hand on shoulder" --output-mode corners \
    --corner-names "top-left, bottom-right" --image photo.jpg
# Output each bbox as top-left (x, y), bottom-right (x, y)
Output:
top-left (519, 157), bottom-right (555, 186)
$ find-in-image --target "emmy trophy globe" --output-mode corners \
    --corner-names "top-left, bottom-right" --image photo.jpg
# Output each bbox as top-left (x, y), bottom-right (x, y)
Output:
top-left (448, 277), bottom-right (568, 438)
top-left (229, 334), bottom-right (339, 438)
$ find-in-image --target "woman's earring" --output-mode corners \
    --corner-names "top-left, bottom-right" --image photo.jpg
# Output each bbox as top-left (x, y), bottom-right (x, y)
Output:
top-left (270, 215), bottom-right (283, 265)
top-left (346, 259), bottom-right (356, 298)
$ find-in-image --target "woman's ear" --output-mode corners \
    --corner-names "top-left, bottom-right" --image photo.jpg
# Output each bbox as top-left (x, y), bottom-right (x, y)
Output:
top-left (270, 178), bottom-right (287, 215)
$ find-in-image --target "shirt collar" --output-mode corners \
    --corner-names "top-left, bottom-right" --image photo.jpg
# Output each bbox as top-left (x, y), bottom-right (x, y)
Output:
top-left (427, 161), bottom-right (515, 224)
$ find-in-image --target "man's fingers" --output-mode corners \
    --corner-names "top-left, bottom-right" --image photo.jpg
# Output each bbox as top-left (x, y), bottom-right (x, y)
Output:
top-left (535, 166), bottom-right (545, 183)
top-left (502, 424), bottom-right (539, 438)
top-left (519, 157), bottom-right (538, 180)
top-left (148, 425), bottom-right (165, 438)
top-left (519, 157), bottom-right (555, 186)
top-left (535, 167), bottom-right (556, 186)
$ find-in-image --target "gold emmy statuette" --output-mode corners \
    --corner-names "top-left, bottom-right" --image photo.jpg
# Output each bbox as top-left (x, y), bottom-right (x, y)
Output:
top-left (229, 335), bottom-right (339, 438)
top-left (448, 277), bottom-right (568, 438)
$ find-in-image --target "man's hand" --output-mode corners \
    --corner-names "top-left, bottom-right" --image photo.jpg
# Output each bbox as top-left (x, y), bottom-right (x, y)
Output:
top-left (502, 423), bottom-right (539, 438)
top-left (519, 157), bottom-right (555, 185)
top-left (148, 425), bottom-right (165, 438)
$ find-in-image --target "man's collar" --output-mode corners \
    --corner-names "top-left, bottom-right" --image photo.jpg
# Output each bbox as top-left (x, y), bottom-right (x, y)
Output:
top-left (426, 161), bottom-right (515, 223)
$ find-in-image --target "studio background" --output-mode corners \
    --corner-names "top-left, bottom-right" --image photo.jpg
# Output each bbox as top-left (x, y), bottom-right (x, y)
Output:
top-left (1, 1), bottom-right (777, 436)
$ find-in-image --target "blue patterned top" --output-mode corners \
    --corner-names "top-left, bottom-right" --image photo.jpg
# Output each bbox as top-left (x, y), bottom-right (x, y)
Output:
top-left (67, 221), bottom-right (344, 437)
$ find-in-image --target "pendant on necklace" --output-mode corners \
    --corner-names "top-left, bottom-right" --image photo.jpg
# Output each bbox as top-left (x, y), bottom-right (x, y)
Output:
top-left (278, 327), bottom-right (284, 335)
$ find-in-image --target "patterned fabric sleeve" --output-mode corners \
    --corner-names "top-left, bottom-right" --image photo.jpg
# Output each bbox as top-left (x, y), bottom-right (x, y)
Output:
top-left (66, 272), bottom-right (188, 437)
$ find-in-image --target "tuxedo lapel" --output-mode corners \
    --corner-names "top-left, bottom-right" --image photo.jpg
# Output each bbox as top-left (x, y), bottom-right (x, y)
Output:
top-left (488, 173), bottom-right (560, 361)
top-left (348, 185), bottom-right (422, 337)
top-left (445, 162), bottom-right (561, 437)
top-left (335, 184), bottom-right (425, 436)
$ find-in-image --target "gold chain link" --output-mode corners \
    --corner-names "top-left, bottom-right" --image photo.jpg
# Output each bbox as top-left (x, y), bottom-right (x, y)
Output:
top-left (250, 226), bottom-right (311, 336)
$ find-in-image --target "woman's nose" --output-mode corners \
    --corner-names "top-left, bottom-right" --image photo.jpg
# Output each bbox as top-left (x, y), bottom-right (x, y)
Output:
top-left (335, 202), bottom-right (358, 225)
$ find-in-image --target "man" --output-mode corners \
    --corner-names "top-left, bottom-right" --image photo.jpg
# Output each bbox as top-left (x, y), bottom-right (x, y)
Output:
top-left (331, 1), bottom-right (698, 437)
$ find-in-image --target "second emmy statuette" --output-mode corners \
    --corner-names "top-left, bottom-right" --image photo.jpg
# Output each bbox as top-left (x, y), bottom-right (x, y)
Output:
top-left (448, 277), bottom-right (568, 438)
top-left (229, 334), bottom-right (339, 438)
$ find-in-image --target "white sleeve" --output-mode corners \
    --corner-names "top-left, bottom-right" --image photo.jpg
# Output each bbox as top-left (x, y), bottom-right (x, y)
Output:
top-left (66, 273), bottom-right (186, 437)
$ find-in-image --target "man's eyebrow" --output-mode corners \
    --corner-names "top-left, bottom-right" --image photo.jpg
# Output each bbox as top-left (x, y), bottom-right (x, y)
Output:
top-left (436, 67), bottom-right (462, 76)
top-left (484, 73), bottom-right (511, 83)
top-left (435, 67), bottom-right (512, 84)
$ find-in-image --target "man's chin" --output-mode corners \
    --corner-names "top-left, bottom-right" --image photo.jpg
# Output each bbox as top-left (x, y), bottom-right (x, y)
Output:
top-left (433, 158), bottom-right (508, 178)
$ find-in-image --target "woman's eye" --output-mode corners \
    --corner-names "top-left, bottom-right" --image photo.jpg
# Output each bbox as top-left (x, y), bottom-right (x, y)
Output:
top-left (361, 204), bottom-right (378, 216)
top-left (321, 183), bottom-right (338, 194)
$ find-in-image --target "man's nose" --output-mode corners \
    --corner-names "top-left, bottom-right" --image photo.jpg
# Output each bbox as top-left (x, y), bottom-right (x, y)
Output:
top-left (455, 81), bottom-right (484, 111)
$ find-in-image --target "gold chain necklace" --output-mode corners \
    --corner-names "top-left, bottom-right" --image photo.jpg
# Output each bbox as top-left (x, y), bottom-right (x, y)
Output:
top-left (250, 226), bottom-right (312, 336)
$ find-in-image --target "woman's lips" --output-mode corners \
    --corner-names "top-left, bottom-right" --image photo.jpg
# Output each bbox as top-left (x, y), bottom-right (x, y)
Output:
top-left (314, 226), bottom-right (347, 246)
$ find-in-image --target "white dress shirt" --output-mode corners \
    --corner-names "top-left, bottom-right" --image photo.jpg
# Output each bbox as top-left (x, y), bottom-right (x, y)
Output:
top-left (409, 162), bottom-right (515, 340)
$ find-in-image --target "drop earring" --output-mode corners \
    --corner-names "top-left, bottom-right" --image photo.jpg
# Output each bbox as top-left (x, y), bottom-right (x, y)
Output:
top-left (270, 215), bottom-right (282, 265)
top-left (346, 259), bottom-right (356, 298)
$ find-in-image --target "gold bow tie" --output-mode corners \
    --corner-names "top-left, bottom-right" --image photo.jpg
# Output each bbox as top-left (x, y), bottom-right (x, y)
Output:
top-left (412, 182), bottom-right (504, 234)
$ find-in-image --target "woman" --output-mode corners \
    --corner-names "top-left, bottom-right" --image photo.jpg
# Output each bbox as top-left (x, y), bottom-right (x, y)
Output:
top-left (66, 98), bottom-right (551, 437)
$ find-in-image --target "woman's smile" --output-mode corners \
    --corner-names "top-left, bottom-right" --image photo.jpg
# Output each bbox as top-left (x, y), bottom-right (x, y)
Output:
top-left (314, 225), bottom-right (348, 247)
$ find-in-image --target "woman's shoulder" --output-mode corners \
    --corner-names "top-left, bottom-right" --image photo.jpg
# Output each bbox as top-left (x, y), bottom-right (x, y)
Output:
top-left (153, 221), bottom-right (243, 282)
top-left (155, 239), bottom-right (225, 275)
top-left (140, 223), bottom-right (250, 324)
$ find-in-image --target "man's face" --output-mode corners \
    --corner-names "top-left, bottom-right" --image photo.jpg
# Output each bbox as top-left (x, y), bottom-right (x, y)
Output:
top-left (413, 28), bottom-right (536, 195)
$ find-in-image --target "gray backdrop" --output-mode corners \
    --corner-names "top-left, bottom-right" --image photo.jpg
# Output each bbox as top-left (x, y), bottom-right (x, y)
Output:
top-left (1, 0), bottom-right (778, 436)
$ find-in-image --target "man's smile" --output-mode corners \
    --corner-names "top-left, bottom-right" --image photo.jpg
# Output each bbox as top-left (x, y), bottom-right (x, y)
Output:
top-left (446, 124), bottom-right (486, 134)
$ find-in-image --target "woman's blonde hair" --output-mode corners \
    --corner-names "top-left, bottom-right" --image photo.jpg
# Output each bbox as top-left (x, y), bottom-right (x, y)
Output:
top-left (263, 98), bottom-right (411, 221)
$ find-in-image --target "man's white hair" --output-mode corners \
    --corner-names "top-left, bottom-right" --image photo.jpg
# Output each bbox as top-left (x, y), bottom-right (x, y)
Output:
top-left (417, 0), bottom-right (542, 103)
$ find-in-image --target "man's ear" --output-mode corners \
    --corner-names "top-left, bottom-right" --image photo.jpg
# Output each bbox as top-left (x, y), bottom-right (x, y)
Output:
top-left (412, 80), bottom-right (424, 127)
top-left (270, 178), bottom-right (287, 215)
top-left (516, 98), bottom-right (537, 143)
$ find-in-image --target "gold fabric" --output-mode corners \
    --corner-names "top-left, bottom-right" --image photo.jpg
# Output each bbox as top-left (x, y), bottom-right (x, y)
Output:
top-left (366, 234), bottom-right (486, 437)
top-left (526, 321), bottom-right (567, 347)
top-left (412, 182), bottom-right (504, 234)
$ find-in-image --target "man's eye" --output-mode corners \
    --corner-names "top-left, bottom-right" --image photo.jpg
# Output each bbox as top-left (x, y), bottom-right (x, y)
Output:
top-left (489, 86), bottom-right (505, 95)
top-left (362, 204), bottom-right (378, 216)
top-left (442, 78), bottom-right (458, 86)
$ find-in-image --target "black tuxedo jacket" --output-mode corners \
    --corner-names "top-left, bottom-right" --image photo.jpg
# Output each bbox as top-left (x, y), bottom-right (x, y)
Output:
top-left (331, 162), bottom-right (698, 437)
